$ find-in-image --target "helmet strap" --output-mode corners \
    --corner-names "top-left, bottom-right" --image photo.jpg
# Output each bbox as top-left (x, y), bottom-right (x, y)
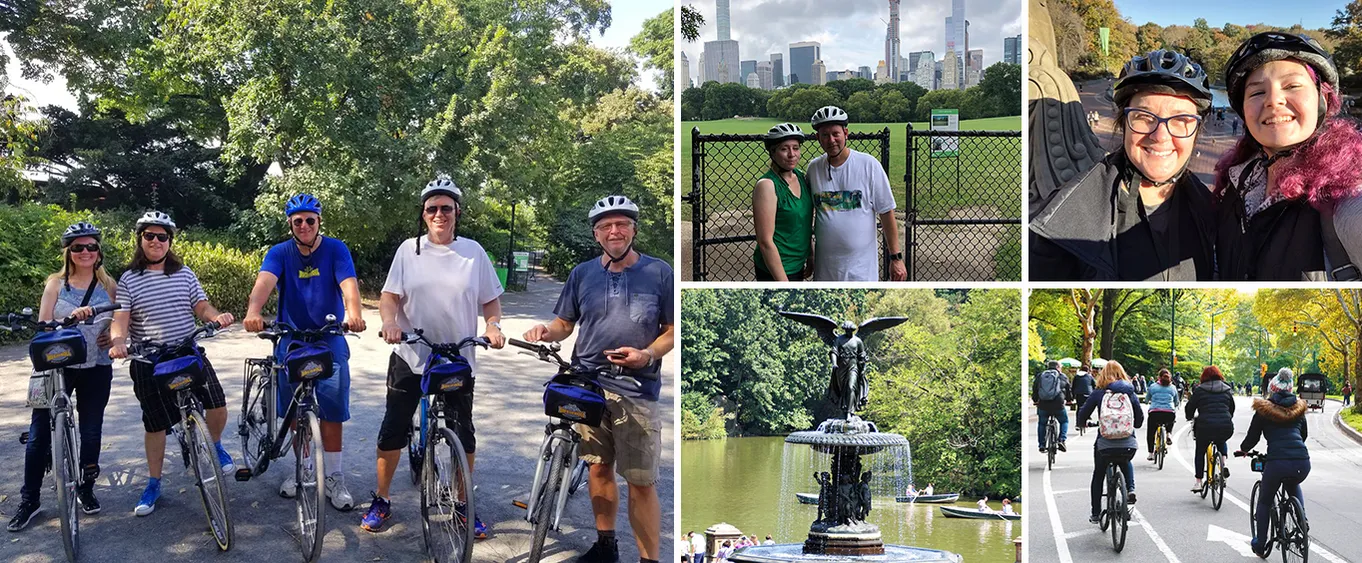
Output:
top-left (604, 242), bottom-right (635, 265)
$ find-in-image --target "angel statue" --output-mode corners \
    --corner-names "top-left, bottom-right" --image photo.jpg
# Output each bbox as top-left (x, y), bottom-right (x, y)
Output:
top-left (778, 311), bottom-right (909, 418)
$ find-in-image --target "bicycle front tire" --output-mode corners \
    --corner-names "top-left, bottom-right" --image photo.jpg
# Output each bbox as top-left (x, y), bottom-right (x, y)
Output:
top-left (1201, 449), bottom-right (1212, 500)
top-left (187, 410), bottom-right (233, 550)
top-left (239, 360), bottom-right (277, 473)
top-left (1211, 456), bottom-right (1226, 511)
top-left (295, 410), bottom-right (326, 562)
top-left (527, 440), bottom-right (570, 563)
top-left (53, 409), bottom-right (80, 562)
top-left (422, 426), bottom-right (475, 563)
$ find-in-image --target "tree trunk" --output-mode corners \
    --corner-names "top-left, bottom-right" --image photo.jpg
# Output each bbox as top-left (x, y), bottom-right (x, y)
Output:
top-left (1099, 290), bottom-right (1117, 359)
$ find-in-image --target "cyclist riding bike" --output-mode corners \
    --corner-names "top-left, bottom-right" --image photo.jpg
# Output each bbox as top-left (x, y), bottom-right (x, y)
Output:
top-left (243, 193), bottom-right (366, 511)
top-left (522, 195), bottom-right (673, 563)
top-left (108, 211), bottom-right (236, 517)
top-left (8, 222), bottom-right (118, 531)
top-left (1033, 361), bottom-right (1072, 453)
top-left (1077, 360), bottom-right (1144, 524)
top-left (1185, 365), bottom-right (1235, 493)
top-left (370, 177), bottom-right (506, 536)
top-left (1146, 369), bottom-right (1181, 461)
top-left (1237, 368), bottom-right (1310, 558)
top-left (1071, 365), bottom-right (1097, 414)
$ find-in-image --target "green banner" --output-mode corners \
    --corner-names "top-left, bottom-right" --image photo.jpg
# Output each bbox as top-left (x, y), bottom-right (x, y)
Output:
top-left (1100, 27), bottom-right (1110, 56)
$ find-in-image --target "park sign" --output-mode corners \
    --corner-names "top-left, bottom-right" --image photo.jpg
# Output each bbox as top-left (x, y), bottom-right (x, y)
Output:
top-left (929, 109), bottom-right (959, 158)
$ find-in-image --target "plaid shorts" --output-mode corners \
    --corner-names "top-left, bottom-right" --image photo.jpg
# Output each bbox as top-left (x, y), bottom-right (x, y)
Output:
top-left (577, 391), bottom-right (661, 487)
top-left (129, 350), bottom-right (227, 433)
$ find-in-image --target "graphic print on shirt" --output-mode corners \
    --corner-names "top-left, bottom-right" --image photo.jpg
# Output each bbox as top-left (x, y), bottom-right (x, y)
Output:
top-left (298, 266), bottom-right (321, 279)
top-left (817, 190), bottom-right (863, 212)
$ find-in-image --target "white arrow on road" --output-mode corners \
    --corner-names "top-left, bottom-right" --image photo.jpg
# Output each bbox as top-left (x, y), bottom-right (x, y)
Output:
top-left (1207, 524), bottom-right (1258, 557)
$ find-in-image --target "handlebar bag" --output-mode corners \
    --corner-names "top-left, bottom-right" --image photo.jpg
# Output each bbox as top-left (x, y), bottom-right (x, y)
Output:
top-left (29, 329), bottom-right (87, 371)
top-left (285, 343), bottom-right (333, 383)
top-left (422, 353), bottom-right (472, 395)
top-left (154, 349), bottom-right (207, 393)
top-left (543, 372), bottom-right (607, 427)
top-left (1251, 457), bottom-right (1265, 472)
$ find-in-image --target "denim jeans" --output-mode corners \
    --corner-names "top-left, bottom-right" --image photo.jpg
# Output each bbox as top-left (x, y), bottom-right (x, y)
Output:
top-left (1037, 407), bottom-right (1069, 450)
top-left (22, 365), bottom-right (113, 503)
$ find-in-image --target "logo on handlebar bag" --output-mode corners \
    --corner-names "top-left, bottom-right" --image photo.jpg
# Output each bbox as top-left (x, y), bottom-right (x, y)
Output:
top-left (557, 403), bottom-right (587, 420)
top-left (44, 345), bottom-right (73, 364)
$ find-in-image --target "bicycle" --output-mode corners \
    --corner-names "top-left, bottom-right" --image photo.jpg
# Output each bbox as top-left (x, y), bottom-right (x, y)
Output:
top-left (1200, 441), bottom-right (1228, 511)
top-left (1153, 425), bottom-right (1168, 471)
top-left (1045, 416), bottom-right (1059, 470)
top-left (400, 329), bottom-right (488, 563)
top-left (235, 315), bottom-right (353, 562)
top-left (506, 338), bottom-right (651, 563)
top-left (2, 304), bottom-right (120, 562)
top-left (1096, 451), bottom-right (1133, 553)
top-left (128, 322), bottom-right (233, 551)
top-left (1237, 450), bottom-right (1309, 563)
top-left (1073, 394), bottom-right (1089, 437)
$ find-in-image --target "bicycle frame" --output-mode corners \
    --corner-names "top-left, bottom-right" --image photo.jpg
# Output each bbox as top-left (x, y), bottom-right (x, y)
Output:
top-left (525, 421), bottom-right (580, 531)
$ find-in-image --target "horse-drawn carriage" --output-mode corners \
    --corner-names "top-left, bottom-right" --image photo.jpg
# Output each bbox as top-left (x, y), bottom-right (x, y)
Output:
top-left (1298, 373), bottom-right (1327, 412)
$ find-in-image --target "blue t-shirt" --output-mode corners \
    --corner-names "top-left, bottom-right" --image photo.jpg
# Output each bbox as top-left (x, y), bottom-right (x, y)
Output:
top-left (554, 254), bottom-right (673, 401)
top-left (261, 237), bottom-right (357, 353)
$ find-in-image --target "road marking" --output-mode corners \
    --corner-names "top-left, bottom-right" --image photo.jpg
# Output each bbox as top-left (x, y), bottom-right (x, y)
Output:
top-left (1207, 524), bottom-right (1257, 557)
top-left (1131, 506), bottom-right (1183, 563)
top-left (1051, 488), bottom-right (1085, 496)
top-left (1061, 528), bottom-right (1097, 540)
top-left (1042, 464), bottom-right (1075, 563)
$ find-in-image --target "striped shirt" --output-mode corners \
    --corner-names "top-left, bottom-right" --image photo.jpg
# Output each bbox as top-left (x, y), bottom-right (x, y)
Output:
top-left (116, 267), bottom-right (207, 343)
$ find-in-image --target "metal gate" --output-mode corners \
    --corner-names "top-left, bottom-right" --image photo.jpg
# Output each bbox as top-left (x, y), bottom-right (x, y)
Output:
top-left (904, 126), bottom-right (1022, 281)
top-left (685, 127), bottom-right (891, 282)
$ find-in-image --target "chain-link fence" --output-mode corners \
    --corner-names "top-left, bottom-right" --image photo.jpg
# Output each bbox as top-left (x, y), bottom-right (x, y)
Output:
top-left (904, 126), bottom-right (1022, 281)
top-left (684, 128), bottom-right (890, 282)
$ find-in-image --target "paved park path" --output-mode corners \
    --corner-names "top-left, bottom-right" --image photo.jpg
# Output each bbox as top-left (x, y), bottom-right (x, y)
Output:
top-left (0, 274), bottom-right (674, 562)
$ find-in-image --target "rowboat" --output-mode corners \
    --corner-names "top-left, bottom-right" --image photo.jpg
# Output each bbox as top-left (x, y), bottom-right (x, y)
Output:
top-left (940, 505), bottom-right (1020, 521)
top-left (795, 493), bottom-right (819, 505)
top-left (894, 493), bottom-right (960, 504)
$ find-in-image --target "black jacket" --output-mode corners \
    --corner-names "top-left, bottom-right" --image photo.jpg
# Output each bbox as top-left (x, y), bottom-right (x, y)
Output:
top-left (1240, 392), bottom-right (1309, 461)
top-left (1030, 151), bottom-right (1216, 281)
top-left (1185, 380), bottom-right (1236, 437)
top-left (1214, 164), bottom-right (1327, 280)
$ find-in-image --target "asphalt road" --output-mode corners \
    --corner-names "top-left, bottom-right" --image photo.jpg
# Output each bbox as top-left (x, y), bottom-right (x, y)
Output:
top-left (0, 276), bottom-right (675, 562)
top-left (1028, 395), bottom-right (1362, 562)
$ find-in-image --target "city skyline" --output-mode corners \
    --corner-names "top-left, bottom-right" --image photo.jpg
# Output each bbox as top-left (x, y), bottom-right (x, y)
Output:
top-left (680, 0), bottom-right (1021, 88)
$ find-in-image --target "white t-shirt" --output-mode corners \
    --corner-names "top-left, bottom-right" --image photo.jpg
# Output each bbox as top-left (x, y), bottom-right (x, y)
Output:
top-left (381, 236), bottom-right (503, 372)
top-left (807, 149), bottom-right (896, 281)
top-left (691, 535), bottom-right (706, 554)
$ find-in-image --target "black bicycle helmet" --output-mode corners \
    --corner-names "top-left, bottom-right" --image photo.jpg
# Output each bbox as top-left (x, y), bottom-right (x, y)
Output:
top-left (764, 122), bottom-right (805, 149)
top-left (62, 221), bottom-right (102, 247)
top-left (1113, 50), bottom-right (1213, 113)
top-left (1225, 32), bottom-right (1337, 118)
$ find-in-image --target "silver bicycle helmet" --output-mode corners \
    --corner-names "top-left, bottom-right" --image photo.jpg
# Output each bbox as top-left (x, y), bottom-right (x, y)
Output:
top-left (588, 195), bottom-right (639, 225)
top-left (422, 176), bottom-right (463, 203)
top-left (1113, 50), bottom-right (1213, 113)
top-left (62, 221), bottom-right (102, 247)
top-left (135, 210), bottom-right (177, 234)
top-left (764, 122), bottom-right (805, 149)
top-left (810, 106), bottom-right (849, 129)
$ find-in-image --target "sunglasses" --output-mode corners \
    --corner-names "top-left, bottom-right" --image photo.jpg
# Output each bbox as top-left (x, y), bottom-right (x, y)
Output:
top-left (141, 232), bottom-right (171, 243)
top-left (291, 217), bottom-right (318, 227)
top-left (69, 243), bottom-right (101, 253)
top-left (425, 205), bottom-right (456, 216)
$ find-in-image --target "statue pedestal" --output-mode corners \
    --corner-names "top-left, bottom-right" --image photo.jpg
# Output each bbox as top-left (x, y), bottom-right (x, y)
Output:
top-left (805, 525), bottom-right (885, 556)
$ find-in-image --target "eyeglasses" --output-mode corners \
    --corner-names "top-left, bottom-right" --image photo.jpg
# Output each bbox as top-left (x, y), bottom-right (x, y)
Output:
top-left (594, 221), bottom-right (636, 234)
top-left (291, 217), bottom-right (317, 227)
top-left (69, 243), bottom-right (101, 253)
top-left (425, 205), bottom-right (455, 216)
top-left (1123, 108), bottom-right (1202, 138)
top-left (141, 232), bottom-right (171, 243)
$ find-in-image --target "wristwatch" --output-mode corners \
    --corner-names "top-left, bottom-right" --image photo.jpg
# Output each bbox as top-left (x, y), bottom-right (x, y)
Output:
top-left (886, 251), bottom-right (904, 261)
top-left (488, 321), bottom-right (503, 331)
top-left (643, 348), bottom-right (657, 366)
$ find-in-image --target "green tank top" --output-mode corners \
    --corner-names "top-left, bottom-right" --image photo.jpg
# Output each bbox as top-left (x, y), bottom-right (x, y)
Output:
top-left (753, 168), bottom-right (813, 277)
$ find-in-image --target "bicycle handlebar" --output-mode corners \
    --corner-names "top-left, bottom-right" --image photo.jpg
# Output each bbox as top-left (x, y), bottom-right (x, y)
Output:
top-left (1234, 449), bottom-right (1264, 459)
top-left (257, 315), bottom-right (354, 343)
top-left (129, 321), bottom-right (221, 361)
top-left (506, 337), bottom-right (651, 392)
top-left (400, 329), bottom-right (489, 355)
top-left (0, 304), bottom-right (121, 332)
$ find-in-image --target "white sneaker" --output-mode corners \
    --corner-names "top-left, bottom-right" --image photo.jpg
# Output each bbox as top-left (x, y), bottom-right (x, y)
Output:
top-left (279, 475), bottom-right (297, 499)
top-left (326, 473), bottom-right (353, 511)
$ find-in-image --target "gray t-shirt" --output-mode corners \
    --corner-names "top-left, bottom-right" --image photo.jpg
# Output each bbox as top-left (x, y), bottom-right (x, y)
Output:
top-left (52, 280), bottom-right (114, 368)
top-left (553, 254), bottom-right (673, 401)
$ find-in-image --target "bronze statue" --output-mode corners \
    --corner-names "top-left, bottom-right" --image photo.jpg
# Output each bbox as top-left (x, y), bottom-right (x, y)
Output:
top-left (1027, 0), bottom-right (1104, 216)
top-left (778, 311), bottom-right (909, 418)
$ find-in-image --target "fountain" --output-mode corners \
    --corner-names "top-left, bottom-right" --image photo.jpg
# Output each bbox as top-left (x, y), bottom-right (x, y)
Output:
top-left (728, 313), bottom-right (963, 563)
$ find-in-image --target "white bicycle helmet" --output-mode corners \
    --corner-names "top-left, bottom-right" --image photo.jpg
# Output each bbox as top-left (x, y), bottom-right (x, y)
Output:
top-left (422, 176), bottom-right (463, 203)
top-left (62, 221), bottom-right (102, 246)
top-left (135, 210), bottom-right (177, 234)
top-left (810, 106), bottom-right (849, 129)
top-left (588, 195), bottom-right (639, 225)
top-left (764, 123), bottom-right (805, 149)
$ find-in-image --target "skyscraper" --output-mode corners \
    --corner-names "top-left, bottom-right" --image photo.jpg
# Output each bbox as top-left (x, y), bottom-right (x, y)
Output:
top-left (704, 40), bottom-right (741, 84)
top-left (698, 51), bottom-right (706, 84)
top-left (885, 0), bottom-right (901, 83)
top-left (811, 59), bottom-right (827, 86)
top-left (757, 61), bottom-right (774, 90)
top-left (860, 66), bottom-right (873, 80)
top-left (942, 51), bottom-right (960, 90)
top-left (680, 52), bottom-right (691, 90)
top-left (771, 53), bottom-right (785, 88)
top-left (717, 0), bottom-right (731, 41)
top-left (876, 60), bottom-right (889, 83)
top-left (914, 52), bottom-right (935, 91)
top-left (790, 41), bottom-right (820, 85)
top-left (1004, 35), bottom-right (1021, 65)
top-left (967, 49), bottom-right (984, 87)
top-left (944, 0), bottom-right (966, 88)
top-left (740, 60), bottom-right (757, 84)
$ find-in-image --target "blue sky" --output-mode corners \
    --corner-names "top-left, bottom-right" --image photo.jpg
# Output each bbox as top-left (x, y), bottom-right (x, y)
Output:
top-left (1114, 0), bottom-right (1340, 29)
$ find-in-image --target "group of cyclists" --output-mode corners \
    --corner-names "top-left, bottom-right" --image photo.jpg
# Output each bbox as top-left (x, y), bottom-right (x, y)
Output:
top-left (1036, 359), bottom-right (1312, 557)
top-left (7, 179), bottom-right (673, 563)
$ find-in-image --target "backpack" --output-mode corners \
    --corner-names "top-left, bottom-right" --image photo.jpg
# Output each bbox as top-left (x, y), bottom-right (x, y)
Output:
top-left (1036, 369), bottom-right (1063, 401)
top-left (1099, 390), bottom-right (1135, 439)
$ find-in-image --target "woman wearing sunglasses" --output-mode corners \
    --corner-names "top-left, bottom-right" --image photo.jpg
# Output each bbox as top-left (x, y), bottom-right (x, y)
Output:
top-left (8, 222), bottom-right (119, 531)
top-left (1213, 33), bottom-right (1362, 280)
top-left (1030, 50), bottom-right (1216, 280)
top-left (108, 211), bottom-right (236, 517)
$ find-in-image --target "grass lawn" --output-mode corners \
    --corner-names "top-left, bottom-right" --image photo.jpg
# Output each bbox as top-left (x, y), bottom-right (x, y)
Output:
top-left (1340, 406), bottom-right (1362, 434)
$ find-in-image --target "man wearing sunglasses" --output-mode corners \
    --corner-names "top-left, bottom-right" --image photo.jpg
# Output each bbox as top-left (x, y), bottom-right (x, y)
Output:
top-left (367, 176), bottom-right (505, 535)
top-left (1030, 49), bottom-right (1217, 281)
top-left (243, 193), bottom-right (366, 511)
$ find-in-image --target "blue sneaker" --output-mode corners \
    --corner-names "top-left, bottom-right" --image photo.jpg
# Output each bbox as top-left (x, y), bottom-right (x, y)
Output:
top-left (134, 479), bottom-right (161, 517)
top-left (361, 494), bottom-right (391, 532)
top-left (474, 516), bottom-right (488, 540)
top-left (215, 442), bottom-right (236, 473)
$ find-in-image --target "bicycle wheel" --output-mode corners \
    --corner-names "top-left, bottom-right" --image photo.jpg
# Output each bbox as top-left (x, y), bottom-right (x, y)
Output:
top-left (239, 361), bottom-right (276, 472)
top-left (1211, 456), bottom-right (1226, 511)
top-left (567, 459), bottom-right (589, 496)
top-left (1155, 430), bottom-right (1166, 471)
top-left (422, 426), bottom-right (474, 563)
top-left (186, 410), bottom-right (233, 550)
top-left (1281, 496), bottom-right (1308, 563)
top-left (1251, 481), bottom-right (1270, 556)
top-left (1046, 421), bottom-right (1057, 470)
top-left (527, 440), bottom-right (570, 563)
top-left (295, 410), bottom-right (326, 562)
top-left (53, 409), bottom-right (80, 562)
top-left (408, 406), bottom-right (424, 487)
top-left (1111, 469), bottom-right (1128, 553)
top-left (1201, 449), bottom-right (1212, 499)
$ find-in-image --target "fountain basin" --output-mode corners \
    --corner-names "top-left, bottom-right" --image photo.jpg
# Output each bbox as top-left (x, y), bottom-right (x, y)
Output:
top-left (729, 543), bottom-right (963, 562)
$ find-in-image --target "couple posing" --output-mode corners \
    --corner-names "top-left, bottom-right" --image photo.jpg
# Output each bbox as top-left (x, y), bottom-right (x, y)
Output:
top-left (752, 106), bottom-right (906, 282)
top-left (1032, 32), bottom-right (1362, 281)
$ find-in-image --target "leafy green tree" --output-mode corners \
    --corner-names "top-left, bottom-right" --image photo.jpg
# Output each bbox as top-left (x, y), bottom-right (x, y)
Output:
top-left (630, 8), bottom-right (674, 97)
top-left (825, 78), bottom-right (876, 101)
top-left (779, 86), bottom-right (843, 122)
top-left (845, 91), bottom-right (880, 122)
top-left (876, 90), bottom-right (910, 122)
top-left (914, 89), bottom-right (969, 121)
top-left (680, 4), bottom-right (704, 42)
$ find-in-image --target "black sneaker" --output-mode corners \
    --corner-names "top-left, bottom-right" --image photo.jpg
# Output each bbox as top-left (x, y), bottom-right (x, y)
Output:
top-left (576, 538), bottom-right (619, 563)
top-left (6, 501), bottom-right (41, 532)
top-left (1057, 441), bottom-right (1067, 452)
top-left (1088, 514), bottom-right (1101, 524)
top-left (77, 484), bottom-right (101, 515)
top-left (1127, 490), bottom-right (1137, 504)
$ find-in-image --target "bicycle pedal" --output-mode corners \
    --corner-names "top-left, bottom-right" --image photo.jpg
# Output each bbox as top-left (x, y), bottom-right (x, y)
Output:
top-left (18, 431), bottom-right (28, 444)
top-left (234, 468), bottom-right (254, 482)
top-left (512, 499), bottom-right (527, 510)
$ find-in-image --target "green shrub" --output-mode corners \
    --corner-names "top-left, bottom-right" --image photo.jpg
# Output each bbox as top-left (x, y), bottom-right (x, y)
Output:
top-left (177, 241), bottom-right (271, 318)
top-left (0, 203), bottom-right (128, 318)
